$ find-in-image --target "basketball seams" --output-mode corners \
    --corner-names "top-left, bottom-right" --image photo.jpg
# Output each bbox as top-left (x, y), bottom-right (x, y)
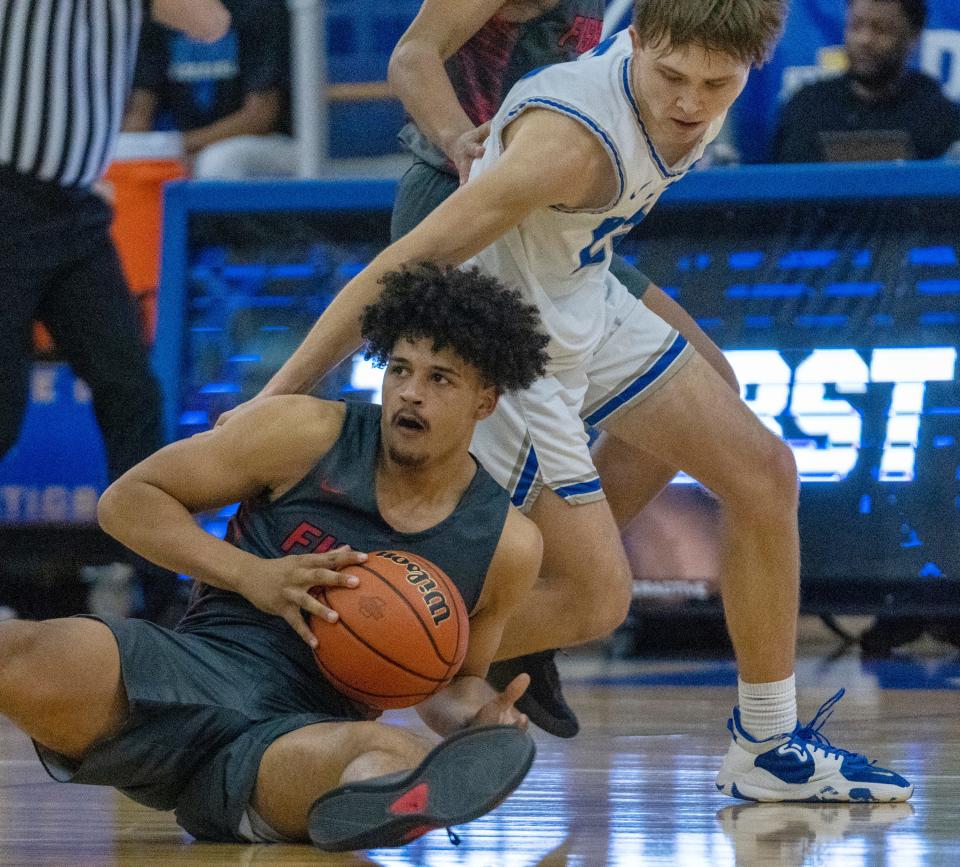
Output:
top-left (358, 562), bottom-right (461, 666)
top-left (378, 555), bottom-right (468, 668)
top-left (412, 559), bottom-right (468, 671)
top-left (428, 563), bottom-right (467, 682)
top-left (310, 551), bottom-right (471, 709)
top-left (313, 651), bottom-right (435, 705)
top-left (314, 584), bottom-right (450, 683)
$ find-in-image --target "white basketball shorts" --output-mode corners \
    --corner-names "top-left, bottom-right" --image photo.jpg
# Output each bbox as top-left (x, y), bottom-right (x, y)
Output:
top-left (470, 276), bottom-right (694, 512)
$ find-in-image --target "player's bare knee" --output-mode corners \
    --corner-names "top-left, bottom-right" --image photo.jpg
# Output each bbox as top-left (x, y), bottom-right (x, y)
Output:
top-left (573, 558), bottom-right (632, 643)
top-left (349, 721), bottom-right (431, 767)
top-left (582, 601), bottom-right (630, 644)
top-left (596, 584), bottom-right (632, 639)
top-left (719, 433), bottom-right (798, 519)
top-left (758, 436), bottom-right (799, 511)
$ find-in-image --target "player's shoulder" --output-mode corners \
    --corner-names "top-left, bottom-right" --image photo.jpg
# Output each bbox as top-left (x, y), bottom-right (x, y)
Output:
top-left (246, 393), bottom-right (344, 420)
top-left (231, 395), bottom-right (347, 450)
top-left (503, 102), bottom-right (612, 162)
top-left (499, 32), bottom-right (632, 159)
top-left (507, 28), bottom-right (629, 105)
top-left (504, 503), bottom-right (541, 537)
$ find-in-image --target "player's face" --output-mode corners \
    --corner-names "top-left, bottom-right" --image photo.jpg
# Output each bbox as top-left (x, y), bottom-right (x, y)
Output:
top-left (628, 29), bottom-right (749, 155)
top-left (845, 0), bottom-right (916, 88)
top-left (380, 338), bottom-right (496, 469)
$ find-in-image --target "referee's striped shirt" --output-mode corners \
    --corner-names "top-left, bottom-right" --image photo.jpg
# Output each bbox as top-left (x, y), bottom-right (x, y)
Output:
top-left (0, 0), bottom-right (145, 188)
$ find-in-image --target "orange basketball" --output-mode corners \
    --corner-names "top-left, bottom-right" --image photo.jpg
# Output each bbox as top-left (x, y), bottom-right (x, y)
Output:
top-left (309, 550), bottom-right (470, 709)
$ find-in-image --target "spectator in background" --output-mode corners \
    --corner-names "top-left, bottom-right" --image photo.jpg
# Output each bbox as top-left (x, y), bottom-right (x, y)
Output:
top-left (0, 1), bottom-right (231, 622)
top-left (772, 0), bottom-right (960, 162)
top-left (123, 0), bottom-right (292, 179)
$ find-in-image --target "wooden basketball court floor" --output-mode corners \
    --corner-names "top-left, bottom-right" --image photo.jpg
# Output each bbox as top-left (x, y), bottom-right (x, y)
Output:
top-left (2, 652), bottom-right (958, 866)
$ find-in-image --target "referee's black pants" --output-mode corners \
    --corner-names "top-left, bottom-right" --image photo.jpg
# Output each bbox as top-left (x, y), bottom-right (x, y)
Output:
top-left (0, 169), bottom-right (176, 620)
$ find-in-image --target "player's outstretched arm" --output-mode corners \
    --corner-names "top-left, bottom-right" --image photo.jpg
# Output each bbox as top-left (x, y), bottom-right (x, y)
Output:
top-left (389, 0), bottom-right (507, 181)
top-left (97, 397), bottom-right (364, 645)
top-left (251, 109), bottom-right (610, 405)
top-left (415, 509), bottom-right (543, 736)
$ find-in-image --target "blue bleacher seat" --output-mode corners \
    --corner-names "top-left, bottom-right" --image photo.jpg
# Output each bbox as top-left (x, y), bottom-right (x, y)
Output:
top-left (325, 1), bottom-right (422, 157)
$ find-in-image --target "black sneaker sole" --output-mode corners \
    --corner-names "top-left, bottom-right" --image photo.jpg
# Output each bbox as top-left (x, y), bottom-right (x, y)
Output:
top-left (308, 724), bottom-right (536, 852)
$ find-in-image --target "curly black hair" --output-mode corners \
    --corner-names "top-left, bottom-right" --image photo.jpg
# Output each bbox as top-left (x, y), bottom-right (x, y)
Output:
top-left (360, 263), bottom-right (550, 393)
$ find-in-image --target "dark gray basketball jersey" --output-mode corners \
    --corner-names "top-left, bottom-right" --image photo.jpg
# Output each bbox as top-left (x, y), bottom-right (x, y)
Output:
top-left (178, 399), bottom-right (510, 649)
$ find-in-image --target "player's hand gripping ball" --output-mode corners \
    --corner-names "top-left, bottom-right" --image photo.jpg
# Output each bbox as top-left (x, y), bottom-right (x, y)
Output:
top-left (309, 550), bottom-right (469, 708)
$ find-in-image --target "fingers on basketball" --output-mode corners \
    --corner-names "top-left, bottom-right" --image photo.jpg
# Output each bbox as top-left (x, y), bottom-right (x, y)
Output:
top-left (286, 609), bottom-right (319, 648)
top-left (328, 548), bottom-right (368, 570)
top-left (304, 586), bottom-right (338, 620)
top-left (310, 550), bottom-right (469, 709)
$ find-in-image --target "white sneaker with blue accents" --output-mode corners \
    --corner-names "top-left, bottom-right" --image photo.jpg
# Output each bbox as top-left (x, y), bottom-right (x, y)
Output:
top-left (715, 689), bottom-right (913, 802)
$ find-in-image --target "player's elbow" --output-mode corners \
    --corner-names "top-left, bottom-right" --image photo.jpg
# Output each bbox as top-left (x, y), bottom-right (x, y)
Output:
top-left (96, 482), bottom-right (124, 539)
top-left (386, 42), bottom-right (408, 89)
top-left (97, 476), bottom-right (142, 542)
top-left (388, 39), bottom-right (437, 97)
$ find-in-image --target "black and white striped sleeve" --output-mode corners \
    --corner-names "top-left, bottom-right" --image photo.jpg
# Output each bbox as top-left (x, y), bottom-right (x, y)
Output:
top-left (0, 0), bottom-right (144, 188)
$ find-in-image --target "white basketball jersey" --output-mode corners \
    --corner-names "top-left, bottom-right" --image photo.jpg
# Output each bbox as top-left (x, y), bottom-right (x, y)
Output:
top-left (464, 30), bottom-right (724, 373)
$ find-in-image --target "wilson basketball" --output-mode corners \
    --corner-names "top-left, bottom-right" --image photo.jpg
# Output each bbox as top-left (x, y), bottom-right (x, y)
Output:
top-left (309, 550), bottom-right (470, 709)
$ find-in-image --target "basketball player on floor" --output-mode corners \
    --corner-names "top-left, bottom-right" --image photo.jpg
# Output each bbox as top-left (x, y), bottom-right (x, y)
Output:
top-left (229, 0), bottom-right (913, 801)
top-left (387, 0), bottom-right (743, 737)
top-left (0, 266), bottom-right (551, 850)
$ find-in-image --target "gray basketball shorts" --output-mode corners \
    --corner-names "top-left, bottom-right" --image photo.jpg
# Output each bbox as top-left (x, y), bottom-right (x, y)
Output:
top-left (33, 616), bottom-right (355, 842)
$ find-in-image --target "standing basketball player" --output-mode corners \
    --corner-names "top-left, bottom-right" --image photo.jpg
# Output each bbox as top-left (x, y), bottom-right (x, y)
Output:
top-left (234, 0), bottom-right (913, 802)
top-left (0, 266), bottom-right (549, 849)
top-left (0, 0), bottom-right (230, 622)
top-left (387, 0), bottom-right (742, 737)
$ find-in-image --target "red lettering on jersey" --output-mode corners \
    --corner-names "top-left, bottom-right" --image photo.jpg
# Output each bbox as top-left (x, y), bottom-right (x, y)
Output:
top-left (558, 16), bottom-right (603, 54)
top-left (281, 521), bottom-right (322, 552)
top-left (281, 521), bottom-right (341, 554)
top-left (313, 534), bottom-right (337, 553)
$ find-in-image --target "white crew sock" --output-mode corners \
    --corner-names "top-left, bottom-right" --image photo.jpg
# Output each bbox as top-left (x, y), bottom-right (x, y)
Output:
top-left (737, 674), bottom-right (797, 742)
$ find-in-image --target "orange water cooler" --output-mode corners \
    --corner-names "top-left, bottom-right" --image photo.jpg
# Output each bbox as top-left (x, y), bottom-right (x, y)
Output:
top-left (103, 132), bottom-right (187, 344)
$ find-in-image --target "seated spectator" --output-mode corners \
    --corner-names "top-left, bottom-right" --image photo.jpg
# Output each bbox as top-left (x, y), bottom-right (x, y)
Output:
top-left (123, 0), bottom-right (293, 178)
top-left (771, 0), bottom-right (960, 162)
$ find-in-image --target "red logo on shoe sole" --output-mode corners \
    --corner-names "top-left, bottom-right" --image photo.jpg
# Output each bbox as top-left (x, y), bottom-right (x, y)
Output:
top-left (389, 783), bottom-right (429, 815)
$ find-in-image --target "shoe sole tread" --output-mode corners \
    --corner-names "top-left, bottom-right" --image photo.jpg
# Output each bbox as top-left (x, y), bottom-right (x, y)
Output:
top-left (309, 725), bottom-right (535, 851)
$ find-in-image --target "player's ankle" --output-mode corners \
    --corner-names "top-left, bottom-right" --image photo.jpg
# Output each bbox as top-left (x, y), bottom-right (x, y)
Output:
top-left (736, 673), bottom-right (797, 741)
